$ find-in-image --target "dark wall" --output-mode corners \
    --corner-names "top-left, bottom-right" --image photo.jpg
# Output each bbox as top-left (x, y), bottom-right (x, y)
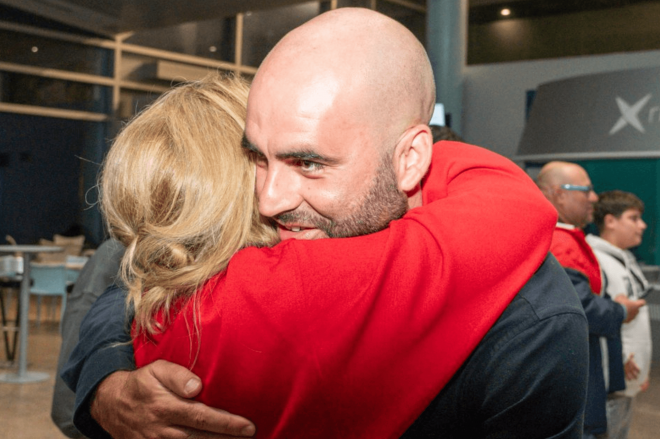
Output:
top-left (0, 113), bottom-right (107, 246)
top-left (577, 159), bottom-right (659, 266)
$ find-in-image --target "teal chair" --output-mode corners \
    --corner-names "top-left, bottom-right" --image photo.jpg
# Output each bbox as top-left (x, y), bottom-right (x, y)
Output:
top-left (29, 263), bottom-right (67, 332)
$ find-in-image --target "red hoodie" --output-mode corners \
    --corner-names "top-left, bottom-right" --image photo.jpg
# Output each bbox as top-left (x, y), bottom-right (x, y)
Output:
top-left (134, 141), bottom-right (557, 438)
top-left (550, 223), bottom-right (602, 295)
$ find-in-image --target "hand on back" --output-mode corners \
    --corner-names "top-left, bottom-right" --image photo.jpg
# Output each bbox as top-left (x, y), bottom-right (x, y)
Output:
top-left (91, 360), bottom-right (256, 439)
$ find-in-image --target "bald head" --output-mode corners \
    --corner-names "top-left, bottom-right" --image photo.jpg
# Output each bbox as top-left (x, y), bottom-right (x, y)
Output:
top-left (536, 161), bottom-right (598, 228)
top-left (536, 161), bottom-right (585, 191)
top-left (244, 8), bottom-right (437, 241)
top-left (248, 8), bottom-right (436, 151)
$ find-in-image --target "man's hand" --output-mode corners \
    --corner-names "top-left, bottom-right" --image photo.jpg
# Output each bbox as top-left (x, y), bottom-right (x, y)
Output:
top-left (91, 360), bottom-right (256, 439)
top-left (614, 295), bottom-right (646, 323)
top-left (623, 354), bottom-right (641, 381)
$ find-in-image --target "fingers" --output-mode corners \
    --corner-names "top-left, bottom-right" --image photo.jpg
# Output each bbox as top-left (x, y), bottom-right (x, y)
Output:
top-left (93, 364), bottom-right (256, 439)
top-left (627, 300), bottom-right (646, 322)
top-left (159, 426), bottom-right (255, 439)
top-left (150, 359), bottom-right (203, 398)
top-left (146, 360), bottom-right (256, 437)
top-left (623, 354), bottom-right (641, 381)
top-left (165, 398), bottom-right (256, 437)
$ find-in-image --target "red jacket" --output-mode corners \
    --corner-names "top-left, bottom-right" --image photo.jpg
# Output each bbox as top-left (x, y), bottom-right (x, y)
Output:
top-left (550, 223), bottom-right (602, 295)
top-left (134, 142), bottom-right (557, 438)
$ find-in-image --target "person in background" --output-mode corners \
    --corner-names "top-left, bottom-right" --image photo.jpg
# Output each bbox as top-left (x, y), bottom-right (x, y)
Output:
top-left (430, 125), bottom-right (463, 143)
top-left (587, 190), bottom-right (652, 439)
top-left (51, 238), bottom-right (125, 438)
top-left (536, 162), bottom-right (646, 438)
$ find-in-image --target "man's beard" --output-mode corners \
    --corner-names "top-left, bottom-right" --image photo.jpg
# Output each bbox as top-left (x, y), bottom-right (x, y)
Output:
top-left (274, 157), bottom-right (409, 238)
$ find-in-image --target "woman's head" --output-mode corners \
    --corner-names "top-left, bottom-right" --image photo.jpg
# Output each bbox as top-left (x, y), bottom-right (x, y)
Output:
top-left (100, 73), bottom-right (276, 333)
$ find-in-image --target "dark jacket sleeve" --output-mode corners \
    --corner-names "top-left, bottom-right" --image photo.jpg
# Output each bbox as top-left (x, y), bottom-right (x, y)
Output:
top-left (564, 268), bottom-right (624, 338)
top-left (60, 283), bottom-right (135, 439)
top-left (51, 239), bottom-right (125, 438)
top-left (402, 254), bottom-right (589, 439)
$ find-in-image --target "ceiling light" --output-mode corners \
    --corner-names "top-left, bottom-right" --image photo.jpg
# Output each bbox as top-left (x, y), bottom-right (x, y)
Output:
top-left (31, 46), bottom-right (39, 53)
top-left (209, 46), bottom-right (217, 53)
top-left (501, 8), bottom-right (511, 16)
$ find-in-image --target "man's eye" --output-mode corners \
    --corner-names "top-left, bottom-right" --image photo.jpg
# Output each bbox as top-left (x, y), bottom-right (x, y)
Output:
top-left (298, 160), bottom-right (323, 172)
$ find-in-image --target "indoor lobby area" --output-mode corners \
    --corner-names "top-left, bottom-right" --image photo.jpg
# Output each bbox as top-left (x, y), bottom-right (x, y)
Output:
top-left (3, 1), bottom-right (660, 438)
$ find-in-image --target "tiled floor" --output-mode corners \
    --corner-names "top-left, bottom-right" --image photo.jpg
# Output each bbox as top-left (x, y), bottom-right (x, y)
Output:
top-left (1, 296), bottom-right (660, 439)
top-left (1, 310), bottom-right (69, 439)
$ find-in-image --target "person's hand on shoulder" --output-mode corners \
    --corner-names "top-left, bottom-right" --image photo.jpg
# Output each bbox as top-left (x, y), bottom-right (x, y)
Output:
top-left (91, 360), bottom-right (256, 439)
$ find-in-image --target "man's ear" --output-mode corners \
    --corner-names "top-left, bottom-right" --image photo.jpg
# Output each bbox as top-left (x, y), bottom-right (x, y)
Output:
top-left (551, 186), bottom-right (565, 206)
top-left (392, 125), bottom-right (433, 192)
top-left (604, 213), bottom-right (617, 230)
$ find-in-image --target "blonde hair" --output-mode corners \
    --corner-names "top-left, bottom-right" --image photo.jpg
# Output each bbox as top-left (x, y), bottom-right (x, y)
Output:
top-left (100, 73), bottom-right (277, 335)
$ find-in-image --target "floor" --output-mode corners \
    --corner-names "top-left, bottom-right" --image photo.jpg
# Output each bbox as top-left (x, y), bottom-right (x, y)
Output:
top-left (1, 297), bottom-right (660, 439)
top-left (1, 297), bottom-right (69, 439)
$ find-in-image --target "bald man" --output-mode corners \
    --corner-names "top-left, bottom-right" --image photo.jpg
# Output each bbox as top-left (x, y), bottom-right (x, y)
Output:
top-left (537, 161), bottom-right (645, 438)
top-left (64, 9), bottom-right (587, 439)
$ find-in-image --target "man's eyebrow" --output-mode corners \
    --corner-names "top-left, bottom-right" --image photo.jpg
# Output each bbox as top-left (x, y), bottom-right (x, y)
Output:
top-left (241, 134), bottom-right (263, 155)
top-left (276, 150), bottom-right (339, 165)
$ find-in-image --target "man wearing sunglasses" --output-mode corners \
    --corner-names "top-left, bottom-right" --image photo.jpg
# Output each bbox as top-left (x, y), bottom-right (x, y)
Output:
top-left (536, 161), bottom-right (646, 439)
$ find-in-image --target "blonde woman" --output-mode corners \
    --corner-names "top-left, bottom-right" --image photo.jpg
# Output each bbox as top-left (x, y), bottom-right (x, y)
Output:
top-left (100, 74), bottom-right (277, 336)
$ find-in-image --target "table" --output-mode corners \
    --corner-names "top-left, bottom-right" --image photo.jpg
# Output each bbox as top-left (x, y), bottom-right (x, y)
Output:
top-left (0, 245), bottom-right (63, 383)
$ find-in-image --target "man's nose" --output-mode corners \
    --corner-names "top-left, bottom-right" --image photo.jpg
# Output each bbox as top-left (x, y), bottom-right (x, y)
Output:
top-left (641, 219), bottom-right (647, 230)
top-left (256, 166), bottom-right (303, 218)
top-left (589, 190), bottom-right (598, 203)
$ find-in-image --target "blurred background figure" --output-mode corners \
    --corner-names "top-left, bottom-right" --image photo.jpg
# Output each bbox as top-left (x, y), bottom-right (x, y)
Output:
top-left (588, 190), bottom-right (653, 439)
top-left (537, 161), bottom-right (646, 439)
top-left (430, 125), bottom-right (463, 143)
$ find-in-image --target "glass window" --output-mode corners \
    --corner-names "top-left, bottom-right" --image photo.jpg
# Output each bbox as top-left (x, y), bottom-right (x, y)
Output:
top-left (0, 72), bottom-right (111, 113)
top-left (376, 1), bottom-right (426, 46)
top-left (0, 29), bottom-right (113, 77)
top-left (241, 1), bottom-right (326, 68)
top-left (125, 17), bottom-right (236, 62)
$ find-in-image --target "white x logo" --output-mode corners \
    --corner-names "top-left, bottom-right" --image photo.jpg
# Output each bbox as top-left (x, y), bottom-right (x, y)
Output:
top-left (609, 94), bottom-right (652, 135)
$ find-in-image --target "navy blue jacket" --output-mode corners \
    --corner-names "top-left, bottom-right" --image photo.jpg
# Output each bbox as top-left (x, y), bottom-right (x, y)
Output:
top-left (402, 254), bottom-right (588, 438)
top-left (564, 268), bottom-right (625, 436)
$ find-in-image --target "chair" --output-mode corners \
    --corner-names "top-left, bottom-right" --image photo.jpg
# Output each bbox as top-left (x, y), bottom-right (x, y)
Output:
top-left (37, 239), bottom-right (66, 264)
top-left (29, 263), bottom-right (67, 332)
top-left (54, 234), bottom-right (85, 257)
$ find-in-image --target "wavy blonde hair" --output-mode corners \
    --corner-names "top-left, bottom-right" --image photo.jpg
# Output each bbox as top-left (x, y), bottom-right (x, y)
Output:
top-left (100, 73), bottom-right (277, 335)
